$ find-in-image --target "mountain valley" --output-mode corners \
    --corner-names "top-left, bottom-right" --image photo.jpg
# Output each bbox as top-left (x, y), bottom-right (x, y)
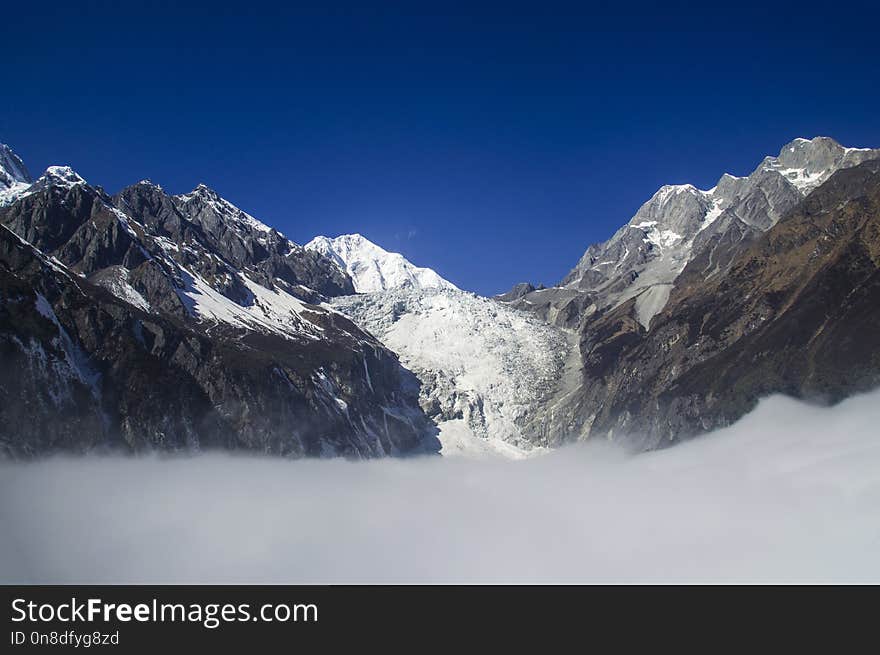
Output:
top-left (2, 136), bottom-right (878, 458)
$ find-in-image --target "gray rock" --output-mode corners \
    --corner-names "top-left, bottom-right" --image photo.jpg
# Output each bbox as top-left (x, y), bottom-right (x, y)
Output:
top-left (530, 158), bottom-right (880, 450)
top-left (0, 159), bottom-right (437, 458)
top-left (0, 143), bottom-right (31, 190)
top-left (519, 137), bottom-right (880, 331)
top-left (494, 282), bottom-right (535, 302)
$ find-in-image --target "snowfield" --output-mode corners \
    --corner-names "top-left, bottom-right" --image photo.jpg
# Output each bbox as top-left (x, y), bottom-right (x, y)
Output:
top-left (3, 388), bottom-right (879, 583)
top-left (306, 233), bottom-right (458, 292)
top-left (331, 288), bottom-right (570, 457)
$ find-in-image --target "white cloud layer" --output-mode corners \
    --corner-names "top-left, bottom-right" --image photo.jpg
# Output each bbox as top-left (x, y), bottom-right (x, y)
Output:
top-left (2, 390), bottom-right (880, 583)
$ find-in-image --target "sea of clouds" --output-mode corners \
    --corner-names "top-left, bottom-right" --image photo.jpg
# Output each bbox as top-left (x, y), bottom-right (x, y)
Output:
top-left (2, 390), bottom-right (879, 583)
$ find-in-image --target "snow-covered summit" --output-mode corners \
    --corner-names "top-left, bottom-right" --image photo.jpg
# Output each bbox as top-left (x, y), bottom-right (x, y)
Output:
top-left (305, 233), bottom-right (458, 293)
top-left (1, 144), bottom-right (98, 206)
top-left (556, 136), bottom-right (880, 329)
top-left (38, 166), bottom-right (87, 188)
top-left (2, 161), bottom-right (89, 204)
top-left (760, 136), bottom-right (880, 192)
top-left (0, 143), bottom-right (33, 206)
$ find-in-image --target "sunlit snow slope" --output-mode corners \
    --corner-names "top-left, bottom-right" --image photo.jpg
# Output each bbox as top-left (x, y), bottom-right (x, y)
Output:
top-left (331, 287), bottom-right (569, 457)
top-left (306, 233), bottom-right (458, 292)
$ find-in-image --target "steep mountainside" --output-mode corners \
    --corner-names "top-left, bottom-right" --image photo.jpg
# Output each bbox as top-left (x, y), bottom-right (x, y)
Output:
top-left (0, 145), bottom-right (437, 457)
top-left (3, 137), bottom-right (879, 459)
top-left (0, 144), bottom-right (32, 206)
top-left (306, 233), bottom-right (458, 292)
top-left (538, 158), bottom-right (880, 449)
top-left (506, 138), bottom-right (880, 330)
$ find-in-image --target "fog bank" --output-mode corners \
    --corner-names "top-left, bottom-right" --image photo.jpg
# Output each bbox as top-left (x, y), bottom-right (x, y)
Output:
top-left (2, 391), bottom-right (880, 583)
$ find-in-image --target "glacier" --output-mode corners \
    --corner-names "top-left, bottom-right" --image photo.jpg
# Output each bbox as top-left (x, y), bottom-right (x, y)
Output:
top-left (332, 287), bottom-right (570, 457)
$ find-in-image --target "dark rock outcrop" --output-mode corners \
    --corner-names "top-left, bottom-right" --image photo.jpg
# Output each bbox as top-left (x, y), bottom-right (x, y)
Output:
top-left (540, 158), bottom-right (880, 449)
top-left (0, 154), bottom-right (437, 458)
top-left (494, 282), bottom-right (535, 302)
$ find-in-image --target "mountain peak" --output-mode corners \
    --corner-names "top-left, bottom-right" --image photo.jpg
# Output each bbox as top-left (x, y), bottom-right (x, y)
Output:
top-left (174, 183), bottom-right (276, 235)
top-left (41, 165), bottom-right (86, 186)
top-left (0, 143), bottom-right (32, 186)
top-left (0, 144), bottom-right (34, 206)
top-left (558, 136), bottom-right (880, 330)
top-left (1, 147), bottom-right (91, 205)
top-left (136, 179), bottom-right (163, 190)
top-left (776, 136), bottom-right (843, 165)
top-left (189, 182), bottom-right (219, 198)
top-left (762, 136), bottom-right (879, 192)
top-left (651, 184), bottom-right (700, 202)
top-left (305, 233), bottom-right (458, 293)
top-left (20, 165), bottom-right (89, 197)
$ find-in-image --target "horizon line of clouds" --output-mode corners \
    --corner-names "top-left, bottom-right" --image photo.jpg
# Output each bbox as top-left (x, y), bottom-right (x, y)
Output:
top-left (1, 388), bottom-right (879, 583)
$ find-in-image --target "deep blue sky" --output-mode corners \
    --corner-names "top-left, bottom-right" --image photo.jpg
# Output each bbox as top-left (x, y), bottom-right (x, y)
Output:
top-left (3, 2), bottom-right (879, 295)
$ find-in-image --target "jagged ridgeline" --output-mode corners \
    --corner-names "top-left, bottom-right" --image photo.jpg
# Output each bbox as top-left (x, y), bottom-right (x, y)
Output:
top-left (499, 137), bottom-right (880, 448)
top-left (2, 136), bottom-right (880, 458)
top-left (0, 152), bottom-right (438, 457)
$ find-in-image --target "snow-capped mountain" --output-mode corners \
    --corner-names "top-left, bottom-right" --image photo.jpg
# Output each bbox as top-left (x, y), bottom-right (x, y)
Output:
top-left (3, 136), bottom-right (880, 460)
top-left (511, 137), bottom-right (880, 330)
top-left (501, 137), bottom-right (880, 451)
top-left (0, 144), bottom-right (436, 458)
top-left (331, 287), bottom-right (569, 457)
top-left (0, 144), bottom-right (32, 206)
top-left (306, 233), bottom-right (458, 292)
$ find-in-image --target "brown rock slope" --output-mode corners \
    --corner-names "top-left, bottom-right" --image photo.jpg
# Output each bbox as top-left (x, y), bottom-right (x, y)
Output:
top-left (556, 158), bottom-right (880, 449)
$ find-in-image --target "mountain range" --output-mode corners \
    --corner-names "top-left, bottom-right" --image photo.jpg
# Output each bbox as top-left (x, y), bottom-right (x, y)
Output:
top-left (1, 136), bottom-right (878, 457)
top-left (499, 136), bottom-right (880, 448)
top-left (0, 157), bottom-right (436, 456)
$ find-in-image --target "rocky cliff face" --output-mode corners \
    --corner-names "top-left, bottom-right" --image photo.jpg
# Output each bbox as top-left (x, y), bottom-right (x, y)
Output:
top-left (0, 143), bottom-right (32, 206)
top-left (506, 138), bottom-right (880, 331)
top-left (0, 146), bottom-right (437, 458)
top-left (526, 156), bottom-right (880, 450)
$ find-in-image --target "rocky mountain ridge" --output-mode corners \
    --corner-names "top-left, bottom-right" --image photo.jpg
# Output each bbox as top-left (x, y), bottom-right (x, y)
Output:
top-left (507, 137), bottom-right (880, 331)
top-left (500, 139), bottom-right (880, 450)
top-left (2, 136), bottom-right (879, 458)
top-left (0, 145), bottom-right (438, 457)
